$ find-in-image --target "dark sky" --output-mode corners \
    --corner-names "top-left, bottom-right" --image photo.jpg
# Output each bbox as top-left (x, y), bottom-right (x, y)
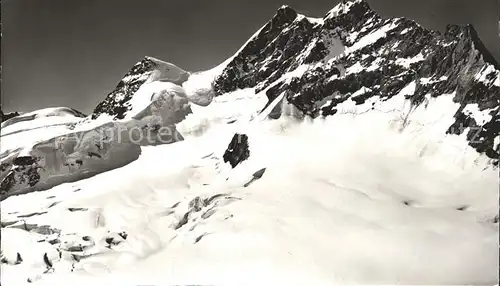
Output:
top-left (2, 0), bottom-right (499, 114)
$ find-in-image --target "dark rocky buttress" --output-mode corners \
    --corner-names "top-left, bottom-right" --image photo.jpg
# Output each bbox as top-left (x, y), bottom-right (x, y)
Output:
top-left (1, 109), bottom-right (20, 123)
top-left (91, 57), bottom-right (160, 120)
top-left (213, 0), bottom-right (500, 166)
top-left (214, 5), bottom-right (324, 95)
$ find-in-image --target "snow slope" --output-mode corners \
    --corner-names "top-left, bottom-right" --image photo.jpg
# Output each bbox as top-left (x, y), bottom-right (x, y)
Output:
top-left (1, 91), bottom-right (498, 285)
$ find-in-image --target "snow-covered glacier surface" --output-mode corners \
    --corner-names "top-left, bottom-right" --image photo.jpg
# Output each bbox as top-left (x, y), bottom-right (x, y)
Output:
top-left (2, 85), bottom-right (498, 285)
top-left (1, 0), bottom-right (499, 285)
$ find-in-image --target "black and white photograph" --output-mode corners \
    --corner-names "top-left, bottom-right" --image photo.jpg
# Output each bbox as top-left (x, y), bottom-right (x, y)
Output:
top-left (1, 0), bottom-right (499, 285)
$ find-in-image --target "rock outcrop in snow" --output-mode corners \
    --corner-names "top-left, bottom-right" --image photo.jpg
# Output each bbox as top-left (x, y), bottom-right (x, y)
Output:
top-left (223, 133), bottom-right (250, 168)
top-left (0, 109), bottom-right (20, 123)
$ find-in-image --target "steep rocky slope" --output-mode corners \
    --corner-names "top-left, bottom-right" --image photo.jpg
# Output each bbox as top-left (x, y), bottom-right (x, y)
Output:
top-left (91, 57), bottom-right (191, 120)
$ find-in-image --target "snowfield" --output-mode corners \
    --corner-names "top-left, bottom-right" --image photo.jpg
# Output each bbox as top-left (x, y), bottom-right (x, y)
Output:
top-left (1, 84), bottom-right (498, 285)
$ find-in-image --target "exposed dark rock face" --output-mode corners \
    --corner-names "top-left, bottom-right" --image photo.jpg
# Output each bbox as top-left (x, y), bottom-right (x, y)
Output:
top-left (0, 161), bottom-right (41, 199)
top-left (214, 5), bottom-right (323, 95)
top-left (91, 57), bottom-right (160, 120)
top-left (213, 0), bottom-right (500, 166)
top-left (223, 133), bottom-right (250, 168)
top-left (91, 57), bottom-right (191, 120)
top-left (1, 109), bottom-right (20, 122)
top-left (13, 156), bottom-right (37, 166)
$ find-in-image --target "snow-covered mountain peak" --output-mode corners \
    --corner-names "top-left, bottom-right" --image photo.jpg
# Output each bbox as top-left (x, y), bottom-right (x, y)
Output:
top-left (91, 57), bottom-right (191, 120)
top-left (212, 0), bottom-right (499, 166)
top-left (325, 0), bottom-right (371, 20)
top-left (274, 4), bottom-right (298, 22)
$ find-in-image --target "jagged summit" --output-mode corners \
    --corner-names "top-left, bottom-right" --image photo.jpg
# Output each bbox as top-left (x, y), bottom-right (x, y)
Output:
top-left (277, 4), bottom-right (295, 13)
top-left (447, 24), bottom-right (500, 69)
top-left (324, 0), bottom-right (373, 20)
top-left (91, 57), bottom-right (159, 119)
top-left (91, 57), bottom-right (190, 120)
top-left (264, 5), bottom-right (298, 35)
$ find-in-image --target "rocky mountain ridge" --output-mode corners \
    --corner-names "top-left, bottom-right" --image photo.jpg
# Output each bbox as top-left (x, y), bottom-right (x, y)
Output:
top-left (213, 0), bottom-right (499, 165)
